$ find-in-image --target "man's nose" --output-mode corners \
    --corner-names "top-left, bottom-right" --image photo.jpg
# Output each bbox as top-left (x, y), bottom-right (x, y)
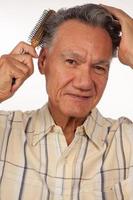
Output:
top-left (73, 68), bottom-right (93, 91)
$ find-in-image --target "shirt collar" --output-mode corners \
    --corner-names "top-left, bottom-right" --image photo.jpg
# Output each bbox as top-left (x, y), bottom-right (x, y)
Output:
top-left (82, 108), bottom-right (113, 148)
top-left (30, 104), bottom-right (113, 148)
top-left (31, 104), bottom-right (55, 146)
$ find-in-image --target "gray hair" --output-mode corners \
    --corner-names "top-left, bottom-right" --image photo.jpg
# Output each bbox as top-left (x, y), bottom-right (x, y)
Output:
top-left (42, 4), bottom-right (121, 56)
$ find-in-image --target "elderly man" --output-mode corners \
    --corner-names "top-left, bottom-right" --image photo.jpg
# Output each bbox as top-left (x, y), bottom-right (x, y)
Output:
top-left (0, 3), bottom-right (133, 200)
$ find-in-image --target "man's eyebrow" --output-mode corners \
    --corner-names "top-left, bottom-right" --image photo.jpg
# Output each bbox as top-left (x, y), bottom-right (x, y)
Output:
top-left (61, 51), bottom-right (111, 66)
top-left (93, 60), bottom-right (111, 66)
top-left (61, 50), bottom-right (86, 61)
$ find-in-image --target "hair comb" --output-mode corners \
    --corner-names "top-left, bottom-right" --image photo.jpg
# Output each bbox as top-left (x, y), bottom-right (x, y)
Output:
top-left (12, 9), bottom-right (55, 86)
top-left (28, 9), bottom-right (56, 48)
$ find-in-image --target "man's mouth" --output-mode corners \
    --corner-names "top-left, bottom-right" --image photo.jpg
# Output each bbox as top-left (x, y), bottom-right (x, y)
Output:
top-left (66, 93), bottom-right (93, 101)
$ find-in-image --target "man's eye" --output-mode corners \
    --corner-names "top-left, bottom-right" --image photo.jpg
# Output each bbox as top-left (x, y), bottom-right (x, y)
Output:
top-left (66, 59), bottom-right (77, 65)
top-left (94, 66), bottom-right (107, 74)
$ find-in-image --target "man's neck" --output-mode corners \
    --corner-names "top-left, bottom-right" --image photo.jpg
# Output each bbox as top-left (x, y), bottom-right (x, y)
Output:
top-left (48, 103), bottom-right (86, 145)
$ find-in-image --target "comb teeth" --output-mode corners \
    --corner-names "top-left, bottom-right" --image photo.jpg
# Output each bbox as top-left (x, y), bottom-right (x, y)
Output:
top-left (28, 9), bottom-right (55, 48)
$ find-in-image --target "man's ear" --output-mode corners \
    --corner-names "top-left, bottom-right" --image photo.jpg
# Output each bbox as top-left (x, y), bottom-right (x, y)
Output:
top-left (38, 48), bottom-right (48, 74)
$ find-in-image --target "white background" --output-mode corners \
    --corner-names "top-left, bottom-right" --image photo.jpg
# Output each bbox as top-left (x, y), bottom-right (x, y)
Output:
top-left (0, 0), bottom-right (133, 120)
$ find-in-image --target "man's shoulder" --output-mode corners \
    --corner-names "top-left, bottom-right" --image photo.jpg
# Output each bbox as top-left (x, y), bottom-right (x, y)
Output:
top-left (95, 108), bottom-right (133, 137)
top-left (0, 104), bottom-right (49, 143)
top-left (89, 108), bottom-right (133, 136)
top-left (94, 107), bottom-right (132, 125)
top-left (0, 104), bottom-right (48, 120)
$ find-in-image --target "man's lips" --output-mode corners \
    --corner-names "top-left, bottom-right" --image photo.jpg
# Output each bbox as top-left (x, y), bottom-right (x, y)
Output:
top-left (65, 93), bottom-right (93, 100)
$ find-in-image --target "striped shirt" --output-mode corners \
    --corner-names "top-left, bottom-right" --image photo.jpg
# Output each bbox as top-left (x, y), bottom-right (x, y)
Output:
top-left (0, 104), bottom-right (133, 200)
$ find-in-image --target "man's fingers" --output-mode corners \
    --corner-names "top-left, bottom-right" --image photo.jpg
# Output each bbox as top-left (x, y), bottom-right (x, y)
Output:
top-left (10, 41), bottom-right (38, 58)
top-left (11, 76), bottom-right (27, 94)
top-left (100, 4), bottom-right (131, 24)
top-left (0, 54), bottom-right (34, 95)
top-left (9, 54), bottom-right (34, 75)
top-left (0, 41), bottom-right (38, 102)
top-left (101, 4), bottom-right (133, 67)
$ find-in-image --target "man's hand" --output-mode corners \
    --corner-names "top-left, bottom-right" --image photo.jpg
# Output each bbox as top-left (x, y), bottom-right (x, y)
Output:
top-left (102, 5), bottom-right (133, 68)
top-left (0, 42), bottom-right (38, 102)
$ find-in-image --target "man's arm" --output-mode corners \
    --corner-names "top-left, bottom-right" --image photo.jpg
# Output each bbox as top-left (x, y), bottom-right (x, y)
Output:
top-left (103, 5), bottom-right (133, 68)
top-left (0, 42), bottom-right (38, 102)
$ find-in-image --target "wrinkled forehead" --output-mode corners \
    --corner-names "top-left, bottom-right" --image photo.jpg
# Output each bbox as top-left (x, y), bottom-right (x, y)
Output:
top-left (51, 19), bottom-right (112, 51)
top-left (53, 19), bottom-right (111, 41)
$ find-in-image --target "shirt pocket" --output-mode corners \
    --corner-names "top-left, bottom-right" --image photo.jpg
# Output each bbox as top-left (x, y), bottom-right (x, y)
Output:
top-left (112, 177), bottom-right (133, 200)
top-left (92, 177), bottom-right (133, 200)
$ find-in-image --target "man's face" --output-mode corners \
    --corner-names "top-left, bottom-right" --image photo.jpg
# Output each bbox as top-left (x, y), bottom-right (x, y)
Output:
top-left (41, 20), bottom-right (113, 119)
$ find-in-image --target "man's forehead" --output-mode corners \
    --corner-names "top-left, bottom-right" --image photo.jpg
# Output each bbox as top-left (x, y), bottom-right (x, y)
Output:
top-left (49, 19), bottom-right (113, 59)
top-left (56, 19), bottom-right (91, 33)
top-left (53, 19), bottom-right (111, 44)
top-left (61, 49), bottom-right (87, 58)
